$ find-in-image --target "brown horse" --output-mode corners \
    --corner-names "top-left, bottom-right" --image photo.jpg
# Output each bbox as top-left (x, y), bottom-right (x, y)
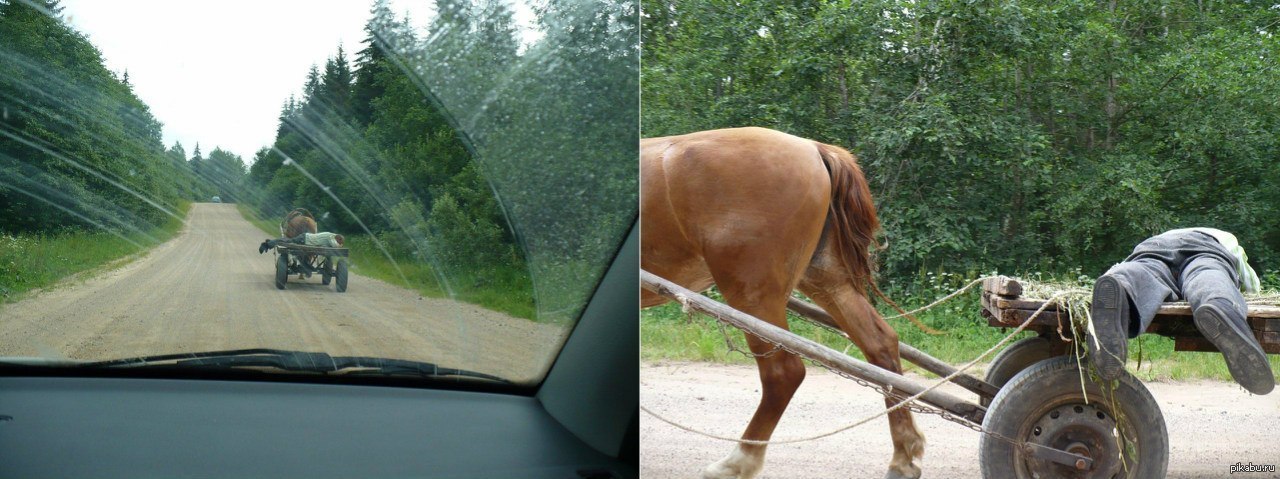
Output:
top-left (641, 127), bottom-right (924, 479)
top-left (281, 208), bottom-right (318, 269)
top-left (281, 208), bottom-right (318, 238)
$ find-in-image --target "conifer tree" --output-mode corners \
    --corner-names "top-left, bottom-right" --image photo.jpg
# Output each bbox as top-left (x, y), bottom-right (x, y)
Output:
top-left (321, 45), bottom-right (353, 115)
top-left (190, 142), bottom-right (204, 179)
top-left (352, 0), bottom-right (395, 126)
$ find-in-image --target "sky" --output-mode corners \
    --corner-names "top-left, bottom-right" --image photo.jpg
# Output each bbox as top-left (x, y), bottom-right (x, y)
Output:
top-left (60, 0), bottom-right (432, 164)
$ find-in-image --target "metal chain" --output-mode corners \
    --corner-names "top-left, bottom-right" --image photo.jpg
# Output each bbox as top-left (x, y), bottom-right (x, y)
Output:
top-left (659, 285), bottom-right (1071, 451)
top-left (717, 321), bottom-right (782, 358)
top-left (801, 352), bottom-right (1027, 450)
top-left (784, 315), bottom-right (1029, 449)
top-left (772, 288), bottom-right (1045, 447)
top-left (707, 311), bottom-right (1028, 449)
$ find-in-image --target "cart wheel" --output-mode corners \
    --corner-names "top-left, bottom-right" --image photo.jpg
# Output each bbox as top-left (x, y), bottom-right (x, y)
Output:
top-left (980, 356), bottom-right (1168, 479)
top-left (335, 259), bottom-right (348, 293)
top-left (275, 253), bottom-right (288, 290)
top-left (981, 337), bottom-right (1063, 406)
top-left (322, 261), bottom-right (332, 285)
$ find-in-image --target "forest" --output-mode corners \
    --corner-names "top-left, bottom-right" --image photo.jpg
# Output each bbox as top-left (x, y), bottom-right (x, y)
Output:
top-left (642, 0), bottom-right (1280, 282)
top-left (0, 0), bottom-right (221, 236)
top-left (0, 0), bottom-right (228, 300)
top-left (238, 0), bottom-right (637, 320)
top-left (240, 0), bottom-right (522, 299)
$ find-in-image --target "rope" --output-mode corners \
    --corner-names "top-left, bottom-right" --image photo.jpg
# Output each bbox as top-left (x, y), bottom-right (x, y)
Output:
top-left (642, 290), bottom-right (1069, 445)
top-left (880, 276), bottom-right (992, 319)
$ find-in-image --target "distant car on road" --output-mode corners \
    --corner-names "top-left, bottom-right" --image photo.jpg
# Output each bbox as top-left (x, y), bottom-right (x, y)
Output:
top-left (211, 196), bottom-right (221, 203)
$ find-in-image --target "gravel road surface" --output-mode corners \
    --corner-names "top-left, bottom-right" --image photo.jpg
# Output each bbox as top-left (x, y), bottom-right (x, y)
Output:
top-left (642, 361), bottom-right (1280, 478)
top-left (0, 203), bottom-right (563, 383)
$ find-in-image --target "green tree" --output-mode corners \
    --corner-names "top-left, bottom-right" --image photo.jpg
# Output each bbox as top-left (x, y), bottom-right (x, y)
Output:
top-left (0, 0), bottom-right (203, 234)
top-left (321, 45), bottom-right (353, 116)
top-left (242, 0), bottom-right (635, 320)
top-left (642, 0), bottom-right (1280, 277)
top-left (351, 0), bottom-right (396, 126)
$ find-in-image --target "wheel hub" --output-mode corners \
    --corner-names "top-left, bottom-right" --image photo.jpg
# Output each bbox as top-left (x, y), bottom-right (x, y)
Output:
top-left (1025, 403), bottom-right (1125, 478)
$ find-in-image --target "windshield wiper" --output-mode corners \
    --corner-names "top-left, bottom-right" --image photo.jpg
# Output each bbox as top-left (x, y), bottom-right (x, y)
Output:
top-left (5, 348), bottom-right (509, 384)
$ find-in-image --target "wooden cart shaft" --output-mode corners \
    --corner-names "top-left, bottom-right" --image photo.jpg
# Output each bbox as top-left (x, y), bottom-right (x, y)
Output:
top-left (641, 270), bottom-right (988, 425)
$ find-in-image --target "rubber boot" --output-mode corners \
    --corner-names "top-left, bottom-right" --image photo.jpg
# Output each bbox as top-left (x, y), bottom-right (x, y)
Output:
top-left (1194, 300), bottom-right (1274, 395)
top-left (1088, 275), bottom-right (1130, 380)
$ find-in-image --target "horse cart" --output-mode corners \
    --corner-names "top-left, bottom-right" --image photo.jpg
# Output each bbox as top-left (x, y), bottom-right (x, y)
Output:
top-left (641, 271), bottom-right (1280, 478)
top-left (978, 277), bottom-right (1280, 477)
top-left (272, 243), bottom-right (350, 292)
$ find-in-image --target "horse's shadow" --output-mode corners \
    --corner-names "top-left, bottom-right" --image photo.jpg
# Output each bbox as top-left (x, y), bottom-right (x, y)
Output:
top-left (274, 276), bottom-right (338, 292)
top-left (244, 268), bottom-right (339, 293)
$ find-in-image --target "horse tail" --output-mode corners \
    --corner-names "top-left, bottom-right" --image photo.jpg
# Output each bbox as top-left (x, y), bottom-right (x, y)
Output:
top-left (815, 142), bottom-right (879, 295)
top-left (816, 143), bottom-right (941, 335)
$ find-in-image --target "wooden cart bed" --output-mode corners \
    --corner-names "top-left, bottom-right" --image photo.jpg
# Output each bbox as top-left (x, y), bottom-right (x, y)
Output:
top-left (275, 243), bottom-right (350, 256)
top-left (980, 276), bottom-right (1280, 354)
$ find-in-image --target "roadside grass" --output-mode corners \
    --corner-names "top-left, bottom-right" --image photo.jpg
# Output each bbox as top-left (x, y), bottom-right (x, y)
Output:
top-left (237, 204), bottom-right (536, 321)
top-left (0, 202), bottom-right (191, 305)
top-left (642, 271), bottom-right (1280, 383)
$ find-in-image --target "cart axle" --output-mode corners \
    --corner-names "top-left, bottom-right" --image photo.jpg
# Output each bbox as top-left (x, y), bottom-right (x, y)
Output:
top-left (1023, 442), bottom-right (1094, 471)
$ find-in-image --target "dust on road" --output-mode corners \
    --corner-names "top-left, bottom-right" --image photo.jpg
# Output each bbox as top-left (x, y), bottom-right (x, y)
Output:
top-left (0, 203), bottom-right (564, 383)
top-left (642, 361), bottom-right (1280, 478)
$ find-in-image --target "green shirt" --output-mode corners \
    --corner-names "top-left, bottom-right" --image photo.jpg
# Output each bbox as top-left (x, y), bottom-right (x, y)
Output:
top-left (303, 232), bottom-right (342, 248)
top-left (1171, 227), bottom-right (1261, 293)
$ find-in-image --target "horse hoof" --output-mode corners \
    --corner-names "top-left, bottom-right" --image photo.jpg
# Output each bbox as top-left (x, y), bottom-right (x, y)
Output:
top-left (701, 465), bottom-right (755, 479)
top-left (884, 464), bottom-right (922, 479)
top-left (701, 447), bottom-right (763, 479)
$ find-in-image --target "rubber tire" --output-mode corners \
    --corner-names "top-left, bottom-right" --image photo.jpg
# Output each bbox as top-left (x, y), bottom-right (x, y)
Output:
top-left (335, 260), bottom-right (348, 293)
top-left (275, 253), bottom-right (288, 290)
top-left (981, 337), bottom-right (1062, 407)
top-left (322, 262), bottom-right (332, 285)
top-left (979, 356), bottom-right (1168, 479)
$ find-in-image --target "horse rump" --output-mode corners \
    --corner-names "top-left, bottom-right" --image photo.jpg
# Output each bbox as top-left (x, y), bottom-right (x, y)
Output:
top-left (281, 208), bottom-right (318, 238)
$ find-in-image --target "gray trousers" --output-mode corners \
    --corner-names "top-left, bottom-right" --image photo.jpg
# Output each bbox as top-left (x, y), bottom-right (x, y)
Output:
top-left (1104, 230), bottom-right (1246, 338)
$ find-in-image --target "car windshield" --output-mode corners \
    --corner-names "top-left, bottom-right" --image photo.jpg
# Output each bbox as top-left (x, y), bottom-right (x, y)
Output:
top-left (0, 0), bottom-right (637, 386)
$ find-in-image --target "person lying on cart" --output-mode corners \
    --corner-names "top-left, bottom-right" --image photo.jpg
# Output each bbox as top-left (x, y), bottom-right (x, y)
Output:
top-left (1089, 227), bottom-right (1273, 395)
top-left (258, 232), bottom-right (344, 253)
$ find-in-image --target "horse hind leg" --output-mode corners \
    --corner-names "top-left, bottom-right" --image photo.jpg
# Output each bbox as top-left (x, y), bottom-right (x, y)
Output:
top-left (701, 299), bottom-right (804, 479)
top-left (799, 266), bottom-right (925, 479)
top-left (699, 264), bottom-right (807, 479)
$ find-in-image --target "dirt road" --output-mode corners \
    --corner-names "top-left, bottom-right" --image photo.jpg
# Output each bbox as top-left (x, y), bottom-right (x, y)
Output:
top-left (642, 361), bottom-right (1280, 478)
top-left (0, 203), bottom-right (563, 383)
